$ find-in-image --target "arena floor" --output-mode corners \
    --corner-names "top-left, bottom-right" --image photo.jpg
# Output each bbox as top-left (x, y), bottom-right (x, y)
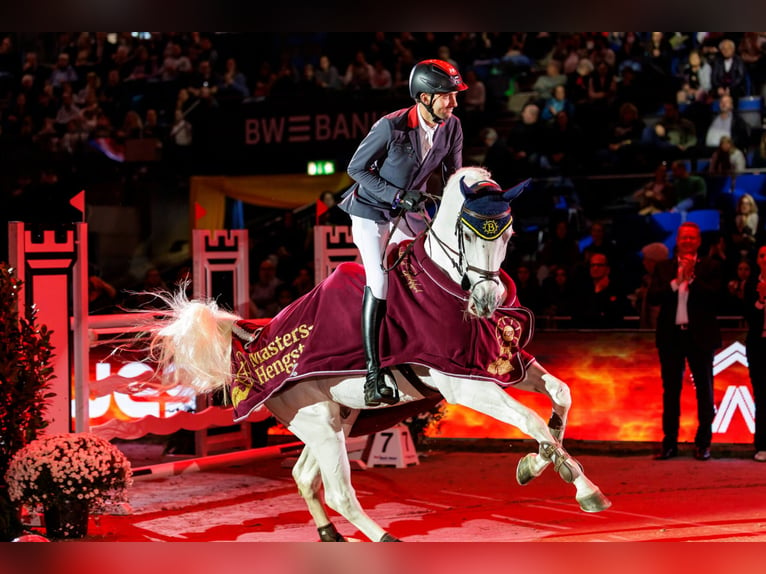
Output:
top-left (27, 437), bottom-right (766, 544)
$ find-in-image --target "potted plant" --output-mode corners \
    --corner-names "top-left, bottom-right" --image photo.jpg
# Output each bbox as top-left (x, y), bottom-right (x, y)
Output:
top-left (0, 263), bottom-right (56, 540)
top-left (4, 433), bottom-right (133, 539)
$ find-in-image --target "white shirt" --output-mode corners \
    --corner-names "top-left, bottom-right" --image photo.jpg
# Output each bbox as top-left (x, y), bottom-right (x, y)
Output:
top-left (417, 108), bottom-right (437, 159)
top-left (671, 256), bottom-right (697, 325)
top-left (705, 113), bottom-right (733, 147)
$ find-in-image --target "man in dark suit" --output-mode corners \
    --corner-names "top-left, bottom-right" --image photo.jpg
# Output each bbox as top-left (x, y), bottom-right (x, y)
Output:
top-left (648, 222), bottom-right (722, 461)
top-left (743, 244), bottom-right (766, 462)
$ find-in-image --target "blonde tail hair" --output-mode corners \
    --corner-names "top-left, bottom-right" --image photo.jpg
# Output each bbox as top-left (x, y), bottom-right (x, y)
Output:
top-left (148, 289), bottom-right (240, 396)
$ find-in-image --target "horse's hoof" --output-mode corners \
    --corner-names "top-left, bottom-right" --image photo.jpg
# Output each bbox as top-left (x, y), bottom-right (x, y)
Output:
top-left (380, 533), bottom-right (402, 542)
top-left (576, 490), bottom-right (612, 513)
top-left (516, 453), bottom-right (539, 485)
top-left (317, 523), bottom-right (346, 542)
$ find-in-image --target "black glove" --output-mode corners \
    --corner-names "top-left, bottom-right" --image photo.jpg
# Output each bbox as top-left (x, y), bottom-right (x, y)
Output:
top-left (397, 190), bottom-right (425, 212)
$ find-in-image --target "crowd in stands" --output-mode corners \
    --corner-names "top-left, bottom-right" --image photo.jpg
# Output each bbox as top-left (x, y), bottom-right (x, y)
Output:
top-left (2, 32), bottom-right (766, 326)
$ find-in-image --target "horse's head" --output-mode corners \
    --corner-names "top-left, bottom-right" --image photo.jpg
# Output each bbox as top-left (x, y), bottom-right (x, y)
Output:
top-left (429, 167), bottom-right (530, 318)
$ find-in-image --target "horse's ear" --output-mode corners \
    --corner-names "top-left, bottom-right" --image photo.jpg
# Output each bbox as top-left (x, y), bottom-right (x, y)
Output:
top-left (503, 178), bottom-right (532, 203)
top-left (458, 176), bottom-right (474, 199)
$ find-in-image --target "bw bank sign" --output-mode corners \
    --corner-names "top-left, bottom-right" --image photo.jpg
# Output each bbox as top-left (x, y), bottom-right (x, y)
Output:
top-left (712, 342), bottom-right (755, 435)
top-left (244, 111), bottom-right (382, 146)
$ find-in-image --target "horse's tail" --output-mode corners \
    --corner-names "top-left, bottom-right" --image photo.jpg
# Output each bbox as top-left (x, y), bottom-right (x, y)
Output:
top-left (147, 289), bottom-right (240, 396)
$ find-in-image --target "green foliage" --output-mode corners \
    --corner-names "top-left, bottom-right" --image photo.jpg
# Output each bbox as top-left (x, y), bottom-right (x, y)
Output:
top-left (0, 263), bottom-right (56, 540)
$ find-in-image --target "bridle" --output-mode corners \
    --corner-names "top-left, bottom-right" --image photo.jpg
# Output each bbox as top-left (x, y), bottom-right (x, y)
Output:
top-left (425, 198), bottom-right (508, 292)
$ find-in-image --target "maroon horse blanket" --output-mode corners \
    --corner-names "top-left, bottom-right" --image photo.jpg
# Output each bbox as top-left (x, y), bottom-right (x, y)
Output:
top-left (230, 235), bottom-right (535, 422)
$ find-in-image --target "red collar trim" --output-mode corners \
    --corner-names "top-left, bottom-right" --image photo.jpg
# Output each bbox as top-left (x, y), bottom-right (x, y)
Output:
top-left (407, 106), bottom-right (420, 128)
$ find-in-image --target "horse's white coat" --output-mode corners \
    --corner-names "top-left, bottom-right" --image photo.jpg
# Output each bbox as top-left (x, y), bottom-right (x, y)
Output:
top-left (149, 167), bottom-right (610, 542)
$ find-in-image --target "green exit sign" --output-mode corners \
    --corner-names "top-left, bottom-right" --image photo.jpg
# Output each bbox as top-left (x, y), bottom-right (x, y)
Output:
top-left (307, 161), bottom-right (336, 176)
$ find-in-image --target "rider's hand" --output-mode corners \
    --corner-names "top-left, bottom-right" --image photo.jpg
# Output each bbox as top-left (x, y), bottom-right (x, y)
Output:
top-left (395, 190), bottom-right (425, 212)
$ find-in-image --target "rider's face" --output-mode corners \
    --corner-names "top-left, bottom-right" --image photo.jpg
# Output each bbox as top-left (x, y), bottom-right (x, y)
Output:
top-left (421, 91), bottom-right (459, 123)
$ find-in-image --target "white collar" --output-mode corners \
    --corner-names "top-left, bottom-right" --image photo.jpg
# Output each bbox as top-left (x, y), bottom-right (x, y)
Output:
top-left (417, 106), bottom-right (438, 139)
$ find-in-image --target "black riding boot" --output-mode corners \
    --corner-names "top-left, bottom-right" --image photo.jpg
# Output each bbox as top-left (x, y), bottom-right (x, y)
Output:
top-left (362, 287), bottom-right (399, 406)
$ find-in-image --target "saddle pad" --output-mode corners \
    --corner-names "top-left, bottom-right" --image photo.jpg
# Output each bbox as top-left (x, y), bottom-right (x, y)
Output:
top-left (229, 235), bottom-right (535, 421)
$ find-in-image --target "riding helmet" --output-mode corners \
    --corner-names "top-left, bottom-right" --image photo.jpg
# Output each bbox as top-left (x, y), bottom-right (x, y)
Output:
top-left (408, 59), bottom-right (468, 100)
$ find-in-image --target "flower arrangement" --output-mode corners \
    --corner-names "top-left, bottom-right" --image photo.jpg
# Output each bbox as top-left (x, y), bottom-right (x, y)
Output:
top-left (4, 433), bottom-right (133, 514)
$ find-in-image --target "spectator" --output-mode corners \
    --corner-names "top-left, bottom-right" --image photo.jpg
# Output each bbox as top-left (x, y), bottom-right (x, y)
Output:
top-left (54, 91), bottom-right (82, 130)
top-left (586, 60), bottom-right (617, 108)
top-left (641, 32), bottom-right (675, 107)
top-left (21, 51), bottom-right (50, 92)
top-left (60, 117), bottom-right (88, 154)
top-left (370, 59), bottom-right (393, 91)
top-left (506, 102), bottom-right (545, 177)
top-left (218, 57), bottom-right (250, 99)
top-left (582, 221), bottom-right (619, 264)
top-left (159, 42), bottom-right (192, 82)
top-left (540, 84), bottom-right (574, 123)
top-left (188, 60), bottom-right (220, 98)
top-left (539, 219), bottom-right (582, 276)
top-left (711, 38), bottom-right (748, 102)
top-left (729, 192), bottom-right (759, 258)
top-left (724, 257), bottom-right (752, 316)
top-left (291, 267), bottom-right (315, 298)
top-left (709, 134), bottom-right (747, 176)
top-left (75, 71), bottom-right (101, 106)
top-left (49, 52), bottom-right (78, 90)
top-left (510, 262), bottom-right (543, 314)
top-left (571, 252), bottom-right (629, 328)
top-left (541, 109), bottom-right (585, 177)
top-left (249, 257), bottom-right (284, 319)
top-left (88, 274), bottom-right (120, 314)
top-left (479, 127), bottom-right (514, 188)
top-left (567, 57), bottom-right (594, 109)
top-left (540, 265), bottom-right (576, 322)
top-left (649, 222), bottom-right (722, 461)
top-left (742, 243), bottom-right (766, 462)
top-left (633, 241), bottom-right (670, 329)
top-left (704, 93), bottom-right (751, 152)
top-left (739, 32), bottom-right (766, 98)
top-left (316, 190), bottom-right (350, 226)
top-left (633, 161), bottom-right (674, 215)
top-left (596, 101), bottom-right (646, 172)
top-left (669, 159), bottom-right (708, 214)
top-left (142, 108), bottom-right (163, 139)
top-left (343, 50), bottom-right (374, 90)
top-left (169, 108), bottom-right (193, 146)
top-left (124, 45), bottom-right (158, 83)
top-left (315, 55), bottom-right (342, 91)
top-left (640, 102), bottom-right (698, 163)
top-left (532, 59), bottom-right (567, 101)
top-left (753, 131), bottom-right (766, 169)
top-left (117, 110), bottom-right (143, 140)
top-left (461, 68), bottom-right (486, 135)
top-left (676, 49), bottom-right (713, 105)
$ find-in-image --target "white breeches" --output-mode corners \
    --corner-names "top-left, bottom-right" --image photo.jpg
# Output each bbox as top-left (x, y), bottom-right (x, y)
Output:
top-left (351, 215), bottom-right (418, 300)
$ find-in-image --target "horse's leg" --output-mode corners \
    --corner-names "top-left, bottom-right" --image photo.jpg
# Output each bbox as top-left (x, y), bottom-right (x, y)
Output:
top-left (291, 446), bottom-right (346, 541)
top-left (512, 360), bottom-right (572, 484)
top-left (279, 400), bottom-right (400, 541)
top-left (430, 371), bottom-right (611, 512)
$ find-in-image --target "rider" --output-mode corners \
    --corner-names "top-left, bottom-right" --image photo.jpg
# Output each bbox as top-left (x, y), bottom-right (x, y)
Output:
top-left (339, 59), bottom-right (467, 407)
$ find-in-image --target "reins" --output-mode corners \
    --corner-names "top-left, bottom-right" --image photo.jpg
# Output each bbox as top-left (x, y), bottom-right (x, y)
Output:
top-left (382, 190), bottom-right (503, 292)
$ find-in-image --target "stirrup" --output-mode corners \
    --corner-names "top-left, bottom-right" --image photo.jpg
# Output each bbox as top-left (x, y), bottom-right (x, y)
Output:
top-left (364, 368), bottom-right (399, 406)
